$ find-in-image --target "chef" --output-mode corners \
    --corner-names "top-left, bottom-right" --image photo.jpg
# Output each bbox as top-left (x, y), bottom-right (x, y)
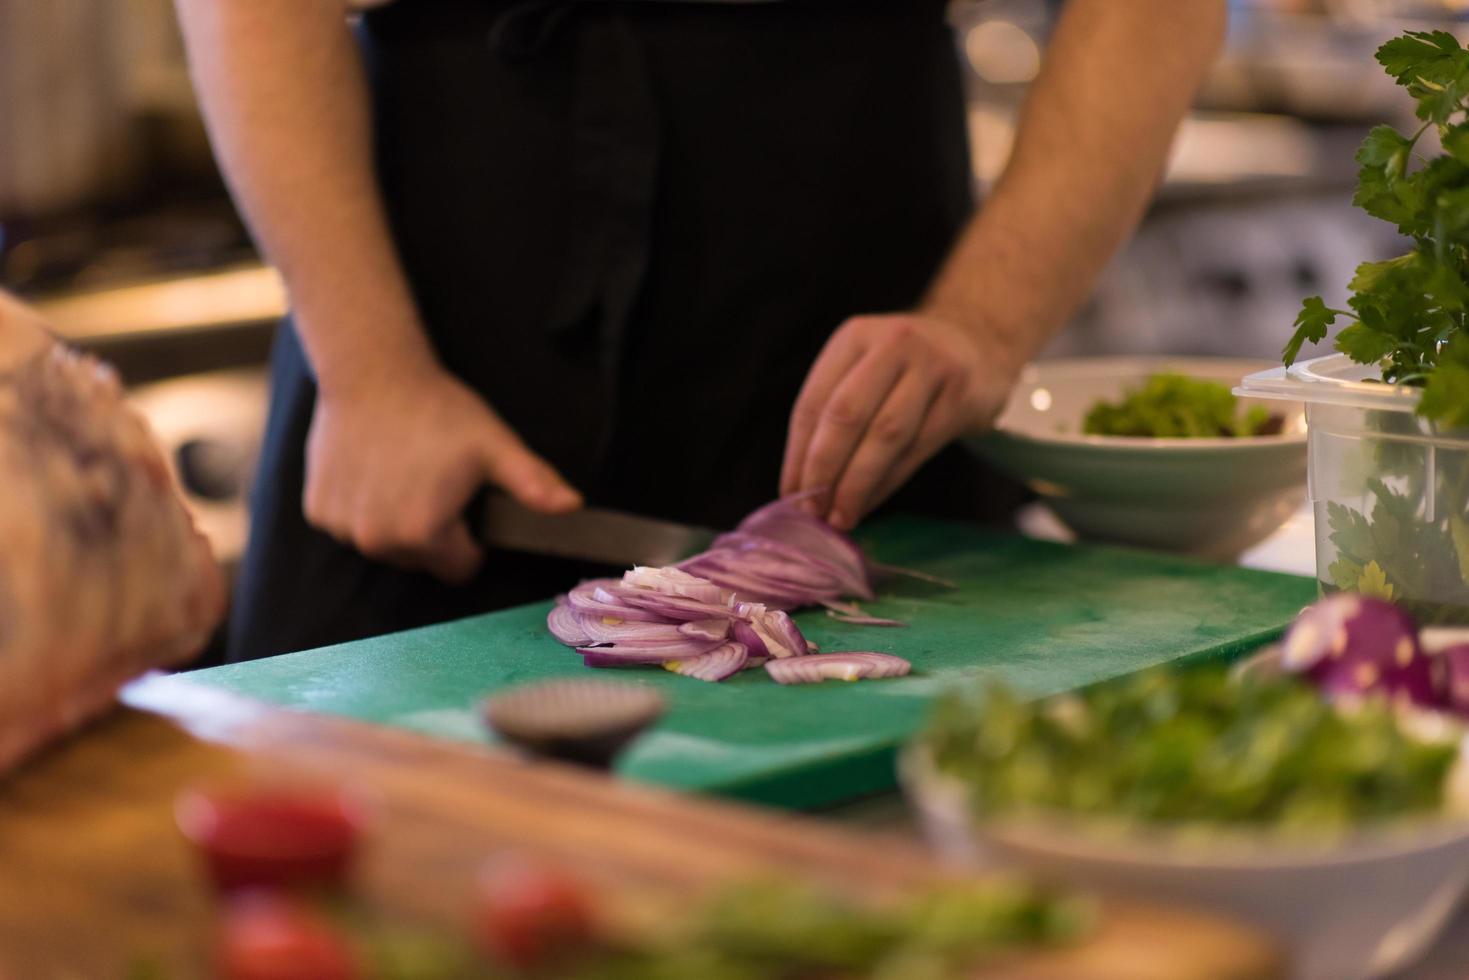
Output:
top-left (172, 0), bottom-right (1226, 661)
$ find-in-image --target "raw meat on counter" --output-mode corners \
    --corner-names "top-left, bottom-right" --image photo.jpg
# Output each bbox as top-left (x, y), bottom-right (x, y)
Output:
top-left (0, 293), bottom-right (224, 772)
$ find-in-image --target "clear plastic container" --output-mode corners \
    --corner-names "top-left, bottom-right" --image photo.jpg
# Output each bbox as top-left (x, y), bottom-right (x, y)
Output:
top-left (1239, 355), bottom-right (1469, 625)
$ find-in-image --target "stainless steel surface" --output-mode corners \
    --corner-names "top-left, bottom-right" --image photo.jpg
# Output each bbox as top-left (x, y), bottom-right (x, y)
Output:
top-left (475, 495), bottom-right (715, 568)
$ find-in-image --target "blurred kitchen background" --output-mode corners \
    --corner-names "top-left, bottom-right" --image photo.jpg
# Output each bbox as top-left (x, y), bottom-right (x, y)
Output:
top-left (0, 0), bottom-right (1463, 580)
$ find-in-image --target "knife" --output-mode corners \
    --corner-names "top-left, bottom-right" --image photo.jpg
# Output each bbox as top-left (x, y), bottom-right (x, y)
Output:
top-left (472, 492), bottom-right (717, 568)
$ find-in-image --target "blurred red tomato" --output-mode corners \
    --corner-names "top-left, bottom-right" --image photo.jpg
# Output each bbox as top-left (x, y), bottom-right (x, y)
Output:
top-left (216, 892), bottom-right (359, 980)
top-left (474, 856), bottom-right (597, 969)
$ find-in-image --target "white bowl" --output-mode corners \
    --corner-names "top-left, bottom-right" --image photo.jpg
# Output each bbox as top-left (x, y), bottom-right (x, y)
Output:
top-left (902, 733), bottom-right (1469, 980)
top-left (971, 357), bottom-right (1307, 560)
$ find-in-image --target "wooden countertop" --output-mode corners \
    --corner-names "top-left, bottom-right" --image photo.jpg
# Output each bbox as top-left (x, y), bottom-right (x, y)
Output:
top-left (0, 674), bottom-right (1283, 979)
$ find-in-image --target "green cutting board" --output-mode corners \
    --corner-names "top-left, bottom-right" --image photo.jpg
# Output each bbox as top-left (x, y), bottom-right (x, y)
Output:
top-left (185, 518), bottom-right (1315, 808)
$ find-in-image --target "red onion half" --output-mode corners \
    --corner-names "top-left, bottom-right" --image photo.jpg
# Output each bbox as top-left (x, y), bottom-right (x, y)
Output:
top-left (765, 652), bottom-right (911, 685)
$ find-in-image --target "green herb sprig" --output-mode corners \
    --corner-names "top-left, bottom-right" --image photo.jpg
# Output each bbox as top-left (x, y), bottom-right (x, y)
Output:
top-left (1284, 30), bottom-right (1469, 428)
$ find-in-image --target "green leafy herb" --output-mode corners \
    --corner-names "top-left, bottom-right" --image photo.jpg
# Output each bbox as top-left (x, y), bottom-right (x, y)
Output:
top-left (1284, 30), bottom-right (1469, 423)
top-left (1326, 471), bottom-right (1469, 624)
top-left (1082, 373), bottom-right (1278, 438)
top-left (924, 669), bottom-right (1458, 832)
top-left (572, 879), bottom-right (1091, 980)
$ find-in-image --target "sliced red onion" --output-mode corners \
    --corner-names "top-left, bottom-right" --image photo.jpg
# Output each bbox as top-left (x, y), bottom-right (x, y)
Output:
top-left (662, 642), bottom-right (749, 682)
top-left (547, 605), bottom-right (592, 647)
top-left (677, 618), bottom-right (730, 642)
top-left (1280, 594), bottom-right (1436, 706)
top-left (867, 561), bottom-right (956, 590)
top-left (826, 610), bottom-right (907, 627)
top-left (746, 607), bottom-right (807, 659)
top-left (579, 637), bottom-right (721, 666)
top-left (575, 617), bottom-right (692, 645)
top-left (565, 580), bottom-right (665, 623)
top-left (711, 531), bottom-right (861, 591)
top-left (731, 618), bottom-right (768, 658)
top-left (622, 566), bottom-right (730, 605)
top-left (676, 554), bottom-right (804, 609)
top-left (734, 498), bottom-right (873, 600)
top-left (611, 585), bottom-right (739, 622)
top-left (1439, 644), bottom-right (1469, 716)
top-left (765, 652), bottom-right (911, 685)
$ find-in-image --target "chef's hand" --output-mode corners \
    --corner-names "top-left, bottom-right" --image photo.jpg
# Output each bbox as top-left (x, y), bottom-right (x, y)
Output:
top-left (780, 313), bottom-right (1017, 530)
top-left (304, 364), bottom-right (582, 583)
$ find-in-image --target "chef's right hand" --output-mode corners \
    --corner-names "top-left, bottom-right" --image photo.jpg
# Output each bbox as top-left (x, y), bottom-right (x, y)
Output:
top-left (303, 364), bottom-right (582, 583)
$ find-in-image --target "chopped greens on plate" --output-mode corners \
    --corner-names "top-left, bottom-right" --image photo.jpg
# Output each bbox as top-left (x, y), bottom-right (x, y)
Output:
top-left (1082, 373), bottom-right (1279, 438)
top-left (924, 668), bottom-right (1459, 833)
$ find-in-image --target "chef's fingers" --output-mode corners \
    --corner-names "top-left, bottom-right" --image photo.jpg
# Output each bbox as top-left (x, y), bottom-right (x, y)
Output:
top-left (861, 378), bottom-right (967, 519)
top-left (478, 417), bottom-right (583, 514)
top-left (781, 322), bottom-right (868, 498)
top-left (824, 366), bottom-right (941, 530)
top-left (421, 520), bottom-right (485, 585)
top-left (793, 346), bottom-right (907, 519)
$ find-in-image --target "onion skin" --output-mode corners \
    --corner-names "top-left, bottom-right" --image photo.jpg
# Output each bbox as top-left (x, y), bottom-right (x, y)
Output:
top-left (765, 652), bottom-right (911, 685)
top-left (1281, 595), bottom-right (1437, 706)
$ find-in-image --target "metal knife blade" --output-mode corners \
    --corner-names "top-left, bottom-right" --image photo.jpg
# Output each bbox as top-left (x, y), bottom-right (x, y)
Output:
top-left (474, 493), bottom-right (717, 568)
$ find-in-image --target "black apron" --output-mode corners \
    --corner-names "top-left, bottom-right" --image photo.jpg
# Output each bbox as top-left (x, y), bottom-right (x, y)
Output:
top-left (228, 0), bottom-right (1023, 662)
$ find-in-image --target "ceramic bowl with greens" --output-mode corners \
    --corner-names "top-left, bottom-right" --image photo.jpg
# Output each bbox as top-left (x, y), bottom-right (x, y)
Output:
top-left (901, 667), bottom-right (1469, 980)
top-left (972, 357), bottom-right (1306, 559)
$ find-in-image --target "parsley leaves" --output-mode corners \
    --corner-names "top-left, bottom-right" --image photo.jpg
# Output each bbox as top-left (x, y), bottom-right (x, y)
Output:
top-left (1285, 31), bottom-right (1469, 422)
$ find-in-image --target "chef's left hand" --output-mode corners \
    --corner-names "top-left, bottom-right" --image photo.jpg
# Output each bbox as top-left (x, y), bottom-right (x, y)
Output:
top-left (780, 313), bottom-right (1018, 530)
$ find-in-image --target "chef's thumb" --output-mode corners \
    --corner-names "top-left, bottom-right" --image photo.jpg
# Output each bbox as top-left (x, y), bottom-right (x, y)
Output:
top-left (423, 520), bottom-right (484, 585)
top-left (480, 435), bottom-right (583, 514)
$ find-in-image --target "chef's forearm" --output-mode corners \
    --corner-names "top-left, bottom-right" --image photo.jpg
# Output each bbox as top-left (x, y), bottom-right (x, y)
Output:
top-left (172, 0), bottom-right (438, 396)
top-left (923, 0), bottom-right (1226, 376)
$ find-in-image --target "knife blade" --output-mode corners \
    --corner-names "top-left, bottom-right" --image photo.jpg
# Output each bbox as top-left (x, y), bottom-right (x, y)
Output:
top-left (473, 493), bottom-right (717, 568)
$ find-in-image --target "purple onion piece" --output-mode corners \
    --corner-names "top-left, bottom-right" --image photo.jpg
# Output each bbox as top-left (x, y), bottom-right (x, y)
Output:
top-left (575, 616), bottom-right (691, 646)
top-left (678, 618), bottom-right (731, 642)
top-left (621, 566), bottom-right (730, 606)
top-left (579, 637), bottom-right (721, 666)
top-left (1281, 594), bottom-right (1436, 706)
top-left (731, 618), bottom-right (768, 658)
top-left (663, 642), bottom-right (749, 682)
top-left (610, 585), bottom-right (738, 622)
top-left (765, 652), bottom-right (911, 685)
top-left (826, 611), bottom-right (907, 627)
top-left (1439, 643), bottom-right (1469, 716)
top-left (759, 609), bottom-right (809, 658)
top-left (566, 580), bottom-right (665, 623)
top-left (734, 497), bottom-right (873, 599)
top-left (547, 605), bottom-right (592, 647)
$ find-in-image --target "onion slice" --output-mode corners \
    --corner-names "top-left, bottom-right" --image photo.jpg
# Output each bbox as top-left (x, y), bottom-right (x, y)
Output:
top-left (578, 637), bottom-right (722, 665)
top-left (547, 605), bottom-right (592, 647)
top-left (576, 617), bottom-right (695, 645)
top-left (622, 566), bottom-right (730, 605)
top-left (663, 642), bottom-right (749, 682)
top-left (825, 610), bottom-right (907, 628)
top-left (566, 581), bottom-right (666, 623)
top-left (765, 652), bottom-right (911, 685)
top-left (678, 619), bottom-right (731, 642)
